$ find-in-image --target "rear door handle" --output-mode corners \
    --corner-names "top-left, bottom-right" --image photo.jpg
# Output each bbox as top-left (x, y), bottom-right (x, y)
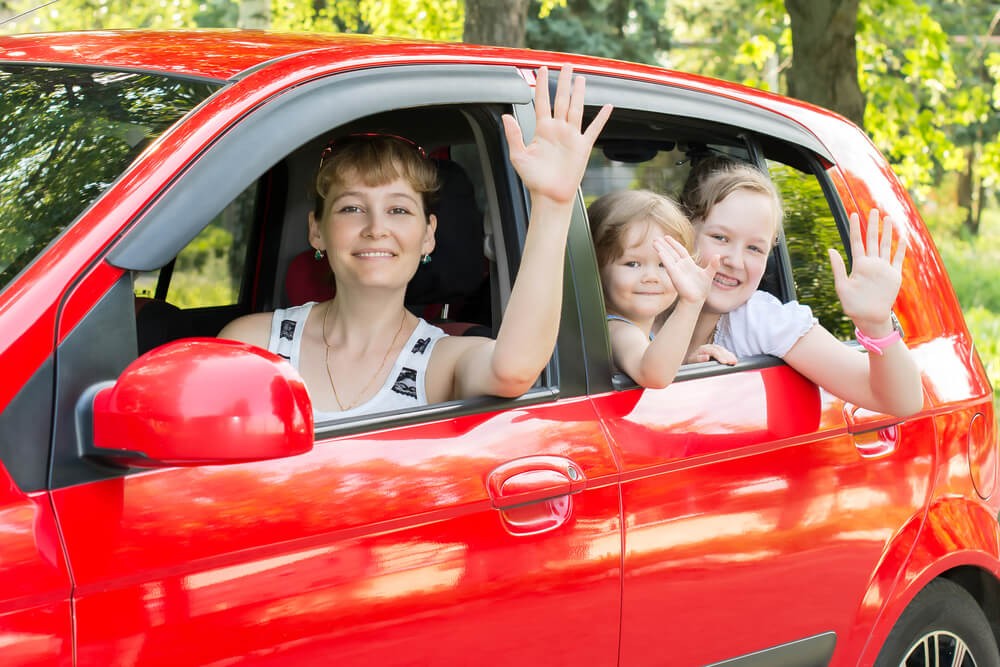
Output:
top-left (845, 403), bottom-right (902, 458)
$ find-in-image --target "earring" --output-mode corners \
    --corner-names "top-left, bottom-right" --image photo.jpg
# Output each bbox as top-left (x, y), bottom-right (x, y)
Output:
top-left (314, 248), bottom-right (325, 261)
top-left (421, 253), bottom-right (432, 265)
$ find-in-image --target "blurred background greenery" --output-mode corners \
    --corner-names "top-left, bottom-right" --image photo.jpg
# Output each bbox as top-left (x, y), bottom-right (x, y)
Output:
top-left (2, 0), bottom-right (998, 395)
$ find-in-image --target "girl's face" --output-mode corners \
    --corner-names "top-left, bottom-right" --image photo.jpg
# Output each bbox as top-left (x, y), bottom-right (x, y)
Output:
top-left (600, 220), bottom-right (677, 324)
top-left (309, 174), bottom-right (436, 291)
top-left (695, 189), bottom-right (776, 315)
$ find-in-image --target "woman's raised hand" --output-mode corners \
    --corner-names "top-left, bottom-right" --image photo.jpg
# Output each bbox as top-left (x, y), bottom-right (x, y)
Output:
top-left (501, 65), bottom-right (613, 206)
top-left (652, 235), bottom-right (719, 306)
top-left (827, 208), bottom-right (907, 333)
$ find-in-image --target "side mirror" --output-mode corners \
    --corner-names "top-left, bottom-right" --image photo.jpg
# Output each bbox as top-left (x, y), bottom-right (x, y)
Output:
top-left (80, 338), bottom-right (313, 468)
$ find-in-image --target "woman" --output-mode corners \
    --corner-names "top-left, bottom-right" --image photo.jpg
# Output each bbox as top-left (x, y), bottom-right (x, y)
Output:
top-left (220, 65), bottom-right (612, 419)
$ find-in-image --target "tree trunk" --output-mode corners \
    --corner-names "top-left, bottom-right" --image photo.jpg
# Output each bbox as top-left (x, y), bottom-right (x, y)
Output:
top-left (238, 0), bottom-right (271, 30)
top-left (784, 0), bottom-right (865, 128)
top-left (959, 146), bottom-right (983, 236)
top-left (463, 0), bottom-right (531, 47)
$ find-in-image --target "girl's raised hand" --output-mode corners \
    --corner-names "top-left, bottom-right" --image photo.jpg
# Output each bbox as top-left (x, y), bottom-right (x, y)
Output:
top-left (652, 235), bottom-right (720, 306)
top-left (827, 208), bottom-right (907, 332)
top-left (501, 65), bottom-right (613, 206)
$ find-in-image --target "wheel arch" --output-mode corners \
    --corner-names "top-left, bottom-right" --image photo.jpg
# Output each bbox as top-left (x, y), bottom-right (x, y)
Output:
top-left (853, 494), bottom-right (1000, 665)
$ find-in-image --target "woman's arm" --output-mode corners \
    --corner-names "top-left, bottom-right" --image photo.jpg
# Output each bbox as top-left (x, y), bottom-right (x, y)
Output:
top-left (451, 65), bottom-right (612, 399)
top-left (217, 312), bottom-right (273, 349)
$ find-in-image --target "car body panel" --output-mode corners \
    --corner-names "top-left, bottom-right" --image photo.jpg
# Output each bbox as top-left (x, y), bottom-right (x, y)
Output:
top-left (0, 480), bottom-right (72, 666)
top-left (51, 398), bottom-right (622, 665)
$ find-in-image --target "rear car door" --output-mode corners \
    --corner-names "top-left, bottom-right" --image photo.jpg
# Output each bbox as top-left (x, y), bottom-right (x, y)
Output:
top-left (577, 74), bottom-right (937, 666)
top-left (45, 62), bottom-right (623, 665)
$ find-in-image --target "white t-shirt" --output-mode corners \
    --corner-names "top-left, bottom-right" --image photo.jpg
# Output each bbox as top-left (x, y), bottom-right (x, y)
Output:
top-left (714, 291), bottom-right (818, 359)
top-left (268, 302), bottom-right (447, 421)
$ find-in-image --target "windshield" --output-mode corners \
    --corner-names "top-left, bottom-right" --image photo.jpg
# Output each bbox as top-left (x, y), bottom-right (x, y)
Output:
top-left (0, 65), bottom-right (220, 292)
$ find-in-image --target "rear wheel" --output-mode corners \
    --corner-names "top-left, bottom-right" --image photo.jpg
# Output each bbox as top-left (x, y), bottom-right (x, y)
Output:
top-left (875, 578), bottom-right (1000, 667)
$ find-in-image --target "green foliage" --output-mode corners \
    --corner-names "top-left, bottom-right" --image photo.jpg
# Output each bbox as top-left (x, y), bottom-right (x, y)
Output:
top-left (667, 0), bottom-right (999, 208)
top-left (929, 204), bottom-right (1000, 398)
top-left (771, 164), bottom-right (854, 339)
top-left (527, 0), bottom-right (672, 65)
top-left (0, 65), bottom-right (217, 290)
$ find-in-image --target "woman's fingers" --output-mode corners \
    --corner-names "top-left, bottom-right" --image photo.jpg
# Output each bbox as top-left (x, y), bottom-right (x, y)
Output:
top-left (533, 66), bottom-right (551, 121)
top-left (552, 64), bottom-right (573, 121)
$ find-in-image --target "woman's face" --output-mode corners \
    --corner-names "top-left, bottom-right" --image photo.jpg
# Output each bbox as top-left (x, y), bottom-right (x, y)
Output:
top-left (309, 173), bottom-right (436, 291)
top-left (694, 189), bottom-right (776, 315)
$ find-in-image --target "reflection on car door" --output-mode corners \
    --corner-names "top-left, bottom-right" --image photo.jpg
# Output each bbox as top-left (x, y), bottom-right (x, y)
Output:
top-left (52, 398), bottom-right (621, 665)
top-left (591, 365), bottom-right (936, 665)
top-left (0, 477), bottom-right (72, 665)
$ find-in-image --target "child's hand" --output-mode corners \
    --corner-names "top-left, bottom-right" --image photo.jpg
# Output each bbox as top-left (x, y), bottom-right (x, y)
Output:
top-left (686, 344), bottom-right (737, 365)
top-left (501, 65), bottom-right (613, 206)
top-left (827, 208), bottom-right (906, 334)
top-left (652, 235), bottom-right (720, 305)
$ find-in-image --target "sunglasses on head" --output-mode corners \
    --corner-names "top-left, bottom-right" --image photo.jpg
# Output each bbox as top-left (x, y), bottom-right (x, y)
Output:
top-left (318, 132), bottom-right (427, 170)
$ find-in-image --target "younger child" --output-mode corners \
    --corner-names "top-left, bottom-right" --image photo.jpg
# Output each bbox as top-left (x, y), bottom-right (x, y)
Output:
top-left (679, 160), bottom-right (923, 417)
top-left (589, 190), bottom-right (735, 389)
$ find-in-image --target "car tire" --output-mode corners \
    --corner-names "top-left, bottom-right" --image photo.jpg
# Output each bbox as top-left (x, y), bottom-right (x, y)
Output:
top-left (874, 578), bottom-right (1000, 667)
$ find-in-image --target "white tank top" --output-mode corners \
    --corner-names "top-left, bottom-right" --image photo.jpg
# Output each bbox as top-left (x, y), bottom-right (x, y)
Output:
top-left (268, 302), bottom-right (447, 421)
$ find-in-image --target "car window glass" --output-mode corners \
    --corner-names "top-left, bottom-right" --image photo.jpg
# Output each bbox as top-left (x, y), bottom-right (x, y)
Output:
top-left (134, 184), bottom-right (256, 308)
top-left (0, 66), bottom-right (220, 295)
top-left (768, 159), bottom-right (854, 341)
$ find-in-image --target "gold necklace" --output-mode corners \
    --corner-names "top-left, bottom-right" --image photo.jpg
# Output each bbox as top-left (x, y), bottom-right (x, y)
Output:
top-left (322, 303), bottom-right (407, 411)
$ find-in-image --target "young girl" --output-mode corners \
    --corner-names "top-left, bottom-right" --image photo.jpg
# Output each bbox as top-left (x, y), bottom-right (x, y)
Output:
top-left (589, 189), bottom-right (735, 389)
top-left (219, 65), bottom-right (612, 419)
top-left (680, 161), bottom-right (923, 417)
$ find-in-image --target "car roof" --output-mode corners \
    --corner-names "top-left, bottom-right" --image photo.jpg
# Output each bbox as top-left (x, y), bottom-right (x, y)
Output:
top-left (0, 30), bottom-right (442, 80)
top-left (0, 29), bottom-right (849, 155)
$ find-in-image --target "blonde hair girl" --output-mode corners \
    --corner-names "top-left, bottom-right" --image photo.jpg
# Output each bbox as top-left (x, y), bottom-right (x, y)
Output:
top-left (682, 161), bottom-right (922, 417)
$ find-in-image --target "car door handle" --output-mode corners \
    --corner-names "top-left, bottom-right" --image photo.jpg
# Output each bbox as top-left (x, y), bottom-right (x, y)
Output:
top-left (845, 403), bottom-right (901, 458)
top-left (487, 455), bottom-right (586, 509)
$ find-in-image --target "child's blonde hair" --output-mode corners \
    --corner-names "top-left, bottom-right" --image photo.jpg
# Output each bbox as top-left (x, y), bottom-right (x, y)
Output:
top-left (679, 158), bottom-right (783, 243)
top-left (588, 190), bottom-right (694, 269)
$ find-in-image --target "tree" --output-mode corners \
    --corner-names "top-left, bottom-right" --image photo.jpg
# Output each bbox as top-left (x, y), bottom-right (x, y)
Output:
top-left (464, 0), bottom-right (531, 47)
top-left (784, 0), bottom-right (864, 127)
top-left (667, 0), bottom-right (999, 210)
top-left (526, 0), bottom-right (671, 65)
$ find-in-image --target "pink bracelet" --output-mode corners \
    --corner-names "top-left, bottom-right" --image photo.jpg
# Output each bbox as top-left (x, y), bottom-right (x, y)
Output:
top-left (855, 327), bottom-right (902, 355)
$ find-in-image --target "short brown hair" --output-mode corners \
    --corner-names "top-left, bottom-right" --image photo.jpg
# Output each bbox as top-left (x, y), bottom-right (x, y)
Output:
top-left (313, 134), bottom-right (439, 218)
top-left (679, 159), bottom-right (783, 243)
top-left (588, 190), bottom-right (693, 269)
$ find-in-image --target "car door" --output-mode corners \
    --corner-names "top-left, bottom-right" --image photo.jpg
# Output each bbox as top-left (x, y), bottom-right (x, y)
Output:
top-left (46, 62), bottom-right (623, 665)
top-left (577, 74), bottom-right (937, 666)
top-left (0, 468), bottom-right (72, 666)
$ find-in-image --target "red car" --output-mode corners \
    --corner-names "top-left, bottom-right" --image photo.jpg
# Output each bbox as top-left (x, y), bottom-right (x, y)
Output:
top-left (0, 29), bottom-right (997, 667)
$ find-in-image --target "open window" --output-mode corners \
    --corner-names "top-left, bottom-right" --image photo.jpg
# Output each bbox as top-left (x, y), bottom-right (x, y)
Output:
top-left (576, 80), bottom-right (855, 390)
top-left (92, 63), bottom-right (587, 439)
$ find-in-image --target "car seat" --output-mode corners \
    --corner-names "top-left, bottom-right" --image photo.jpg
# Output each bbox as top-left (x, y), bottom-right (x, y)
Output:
top-left (284, 157), bottom-right (491, 336)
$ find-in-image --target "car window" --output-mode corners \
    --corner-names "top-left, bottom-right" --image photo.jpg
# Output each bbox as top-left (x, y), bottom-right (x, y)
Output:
top-left (0, 65), bottom-right (220, 295)
top-left (130, 102), bottom-right (558, 429)
top-left (580, 107), bottom-right (854, 384)
top-left (134, 183), bottom-right (257, 308)
top-left (768, 159), bottom-right (854, 340)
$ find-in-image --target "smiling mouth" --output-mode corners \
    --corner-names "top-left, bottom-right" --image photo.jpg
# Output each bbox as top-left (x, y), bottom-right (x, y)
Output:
top-left (713, 274), bottom-right (740, 288)
top-left (354, 250), bottom-right (396, 258)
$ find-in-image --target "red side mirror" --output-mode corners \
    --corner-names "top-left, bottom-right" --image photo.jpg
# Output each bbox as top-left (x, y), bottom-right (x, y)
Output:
top-left (88, 338), bottom-right (313, 467)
